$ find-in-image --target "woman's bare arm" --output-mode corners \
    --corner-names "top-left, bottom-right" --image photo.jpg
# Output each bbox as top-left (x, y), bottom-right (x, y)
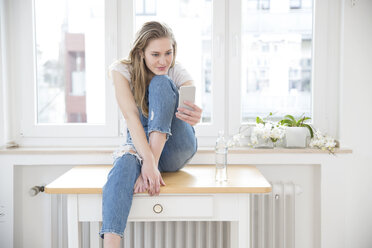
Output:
top-left (180, 80), bottom-right (194, 86)
top-left (112, 71), bottom-right (165, 195)
top-left (112, 71), bottom-right (154, 162)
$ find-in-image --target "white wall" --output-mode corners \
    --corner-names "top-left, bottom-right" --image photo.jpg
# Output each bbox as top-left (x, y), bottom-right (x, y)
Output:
top-left (340, 1), bottom-right (372, 247)
top-left (256, 164), bottom-right (320, 248)
top-left (14, 165), bottom-right (73, 248)
top-left (2, 1), bottom-right (372, 248)
top-left (0, 0), bottom-right (8, 147)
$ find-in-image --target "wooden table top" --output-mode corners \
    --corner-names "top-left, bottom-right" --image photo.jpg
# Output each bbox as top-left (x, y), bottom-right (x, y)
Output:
top-left (44, 164), bottom-right (271, 194)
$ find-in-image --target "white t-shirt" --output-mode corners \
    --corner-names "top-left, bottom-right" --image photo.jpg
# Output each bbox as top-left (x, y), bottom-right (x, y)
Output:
top-left (109, 61), bottom-right (193, 89)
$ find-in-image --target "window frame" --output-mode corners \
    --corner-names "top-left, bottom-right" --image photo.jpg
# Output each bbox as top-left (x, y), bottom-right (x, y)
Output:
top-left (16, 0), bottom-right (119, 138)
top-left (228, 0), bottom-right (340, 139)
top-left (0, 0), bottom-right (7, 147)
top-left (119, 0), bottom-right (226, 146)
top-left (2, 0), bottom-right (341, 147)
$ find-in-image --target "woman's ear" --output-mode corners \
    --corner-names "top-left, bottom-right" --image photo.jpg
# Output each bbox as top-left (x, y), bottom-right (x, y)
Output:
top-left (139, 51), bottom-right (144, 59)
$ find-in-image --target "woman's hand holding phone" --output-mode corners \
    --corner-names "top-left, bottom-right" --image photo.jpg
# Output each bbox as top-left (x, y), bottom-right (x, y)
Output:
top-left (176, 101), bottom-right (203, 126)
top-left (176, 85), bottom-right (202, 125)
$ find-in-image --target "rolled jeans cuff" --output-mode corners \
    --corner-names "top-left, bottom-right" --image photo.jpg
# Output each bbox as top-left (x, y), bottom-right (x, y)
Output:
top-left (148, 128), bottom-right (172, 142)
top-left (99, 229), bottom-right (124, 239)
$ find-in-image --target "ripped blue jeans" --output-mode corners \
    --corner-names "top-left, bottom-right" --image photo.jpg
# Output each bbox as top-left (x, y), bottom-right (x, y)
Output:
top-left (99, 75), bottom-right (198, 239)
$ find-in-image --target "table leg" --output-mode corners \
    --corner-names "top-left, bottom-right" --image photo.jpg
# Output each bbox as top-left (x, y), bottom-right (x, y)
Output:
top-left (67, 194), bottom-right (80, 248)
top-left (230, 221), bottom-right (239, 247)
top-left (90, 222), bottom-right (100, 248)
top-left (228, 194), bottom-right (250, 248)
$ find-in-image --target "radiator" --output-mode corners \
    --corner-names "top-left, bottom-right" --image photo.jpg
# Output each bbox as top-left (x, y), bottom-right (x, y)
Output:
top-left (250, 182), bottom-right (302, 248)
top-left (50, 195), bottom-right (230, 248)
top-left (119, 221), bottom-right (230, 248)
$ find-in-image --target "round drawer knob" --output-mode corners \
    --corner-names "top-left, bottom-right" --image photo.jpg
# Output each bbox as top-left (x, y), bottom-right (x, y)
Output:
top-left (153, 204), bottom-right (163, 214)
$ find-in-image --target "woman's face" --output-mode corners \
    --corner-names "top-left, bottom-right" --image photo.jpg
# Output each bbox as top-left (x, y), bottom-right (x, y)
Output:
top-left (143, 38), bottom-right (173, 75)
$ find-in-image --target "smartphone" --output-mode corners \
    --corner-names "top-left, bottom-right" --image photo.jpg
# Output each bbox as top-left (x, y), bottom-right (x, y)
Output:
top-left (178, 85), bottom-right (196, 111)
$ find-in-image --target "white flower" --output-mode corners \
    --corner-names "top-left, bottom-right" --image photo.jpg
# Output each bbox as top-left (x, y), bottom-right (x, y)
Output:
top-left (251, 135), bottom-right (258, 145)
top-left (227, 133), bottom-right (246, 148)
top-left (309, 129), bottom-right (336, 153)
top-left (270, 125), bottom-right (285, 140)
top-left (251, 122), bottom-right (285, 144)
top-left (227, 139), bottom-right (235, 148)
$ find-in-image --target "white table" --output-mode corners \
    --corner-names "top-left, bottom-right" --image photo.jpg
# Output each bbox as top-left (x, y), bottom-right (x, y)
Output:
top-left (45, 164), bottom-right (271, 248)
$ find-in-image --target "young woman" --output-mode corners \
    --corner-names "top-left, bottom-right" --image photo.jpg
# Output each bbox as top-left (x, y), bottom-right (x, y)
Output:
top-left (99, 21), bottom-right (202, 247)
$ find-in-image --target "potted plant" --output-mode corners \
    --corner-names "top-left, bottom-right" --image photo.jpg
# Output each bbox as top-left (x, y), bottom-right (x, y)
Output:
top-left (279, 114), bottom-right (314, 148)
top-left (251, 113), bottom-right (285, 148)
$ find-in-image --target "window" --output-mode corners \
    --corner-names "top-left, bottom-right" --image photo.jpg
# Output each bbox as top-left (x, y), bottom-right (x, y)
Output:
top-left (290, 0), bottom-right (302, 9)
top-left (136, 0), bottom-right (157, 16)
top-left (240, 0), bottom-right (312, 122)
top-left (9, 0), bottom-right (339, 146)
top-left (18, 0), bottom-right (118, 138)
top-left (259, 0), bottom-right (270, 10)
top-left (34, 0), bottom-right (105, 124)
top-left (134, 0), bottom-right (213, 123)
top-left (126, 0), bottom-right (225, 140)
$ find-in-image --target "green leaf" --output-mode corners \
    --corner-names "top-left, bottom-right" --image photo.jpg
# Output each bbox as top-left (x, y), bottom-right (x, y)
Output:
top-left (284, 114), bottom-right (296, 123)
top-left (296, 117), bottom-right (305, 126)
top-left (302, 124), bottom-right (314, 138)
top-left (256, 117), bottom-right (264, 124)
top-left (296, 116), bottom-right (311, 127)
top-left (271, 137), bottom-right (278, 143)
top-left (280, 119), bottom-right (293, 126)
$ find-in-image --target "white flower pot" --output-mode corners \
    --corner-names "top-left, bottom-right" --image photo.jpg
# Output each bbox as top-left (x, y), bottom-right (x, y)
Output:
top-left (253, 137), bottom-right (274, 148)
top-left (238, 126), bottom-right (252, 147)
top-left (285, 127), bottom-right (310, 148)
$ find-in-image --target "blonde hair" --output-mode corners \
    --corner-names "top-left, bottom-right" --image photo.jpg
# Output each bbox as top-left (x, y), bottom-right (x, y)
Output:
top-left (121, 21), bottom-right (177, 118)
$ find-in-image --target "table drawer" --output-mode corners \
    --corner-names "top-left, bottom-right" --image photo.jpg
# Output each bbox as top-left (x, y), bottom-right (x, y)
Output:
top-left (128, 195), bottom-right (214, 220)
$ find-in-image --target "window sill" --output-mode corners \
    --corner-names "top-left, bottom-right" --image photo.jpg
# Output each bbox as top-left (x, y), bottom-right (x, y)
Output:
top-left (0, 146), bottom-right (352, 154)
top-left (198, 147), bottom-right (352, 154)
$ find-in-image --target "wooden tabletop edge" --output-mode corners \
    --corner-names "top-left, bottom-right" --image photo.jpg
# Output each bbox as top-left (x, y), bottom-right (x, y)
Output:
top-left (44, 187), bottom-right (272, 194)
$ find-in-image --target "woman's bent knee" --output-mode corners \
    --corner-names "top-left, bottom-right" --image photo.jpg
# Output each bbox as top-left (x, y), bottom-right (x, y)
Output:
top-left (148, 75), bottom-right (177, 95)
top-left (150, 75), bottom-right (171, 86)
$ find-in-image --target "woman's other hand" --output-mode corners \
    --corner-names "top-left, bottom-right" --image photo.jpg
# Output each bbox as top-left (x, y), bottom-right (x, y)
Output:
top-left (133, 174), bottom-right (147, 194)
top-left (141, 160), bottom-right (166, 196)
top-left (176, 101), bottom-right (203, 126)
